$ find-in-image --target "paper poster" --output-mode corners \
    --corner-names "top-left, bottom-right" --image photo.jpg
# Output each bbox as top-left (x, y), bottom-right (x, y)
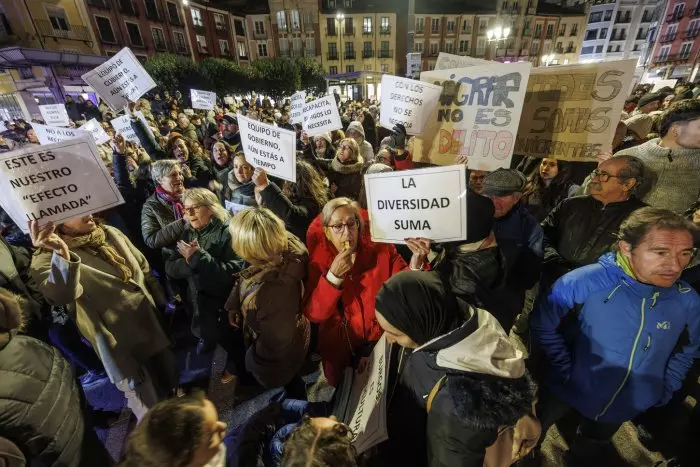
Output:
top-left (238, 114), bottom-right (296, 183)
top-left (224, 200), bottom-right (248, 215)
top-left (379, 75), bottom-right (443, 135)
top-left (434, 52), bottom-right (494, 70)
top-left (39, 104), bottom-right (70, 127)
top-left (415, 62), bottom-right (532, 171)
top-left (364, 165), bottom-right (468, 244)
top-left (290, 91), bottom-right (306, 124)
top-left (651, 79), bottom-right (677, 92)
top-left (301, 95), bottom-right (342, 137)
top-left (0, 121), bottom-right (7, 132)
top-left (110, 115), bottom-right (139, 143)
top-left (406, 52), bottom-right (422, 79)
top-left (0, 135), bottom-right (125, 232)
top-left (79, 119), bottom-right (111, 145)
top-left (81, 47), bottom-right (156, 110)
top-left (515, 59), bottom-right (637, 161)
top-left (31, 123), bottom-right (86, 146)
top-left (191, 89), bottom-right (217, 110)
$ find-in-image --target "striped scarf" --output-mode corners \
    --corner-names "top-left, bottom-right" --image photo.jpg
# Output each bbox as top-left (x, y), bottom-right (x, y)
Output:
top-left (156, 185), bottom-right (185, 220)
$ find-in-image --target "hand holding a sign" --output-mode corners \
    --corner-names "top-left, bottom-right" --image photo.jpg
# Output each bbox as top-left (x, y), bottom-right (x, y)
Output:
top-left (252, 168), bottom-right (270, 192)
top-left (390, 125), bottom-right (407, 150)
top-left (406, 238), bottom-right (431, 270)
top-left (29, 221), bottom-right (69, 260)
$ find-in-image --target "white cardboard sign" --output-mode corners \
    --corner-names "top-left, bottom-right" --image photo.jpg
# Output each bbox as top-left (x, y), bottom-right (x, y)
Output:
top-left (0, 121), bottom-right (7, 132)
top-left (379, 75), bottom-right (443, 135)
top-left (39, 104), bottom-right (70, 127)
top-left (0, 135), bottom-right (125, 232)
top-left (364, 165), bottom-right (468, 244)
top-left (301, 95), bottom-right (342, 137)
top-left (110, 115), bottom-right (139, 143)
top-left (31, 123), bottom-right (87, 146)
top-left (79, 119), bottom-right (111, 145)
top-left (238, 114), bottom-right (296, 183)
top-left (191, 89), bottom-right (217, 110)
top-left (651, 79), bottom-right (677, 92)
top-left (434, 52), bottom-right (494, 70)
top-left (290, 91), bottom-right (306, 124)
top-left (81, 47), bottom-right (156, 110)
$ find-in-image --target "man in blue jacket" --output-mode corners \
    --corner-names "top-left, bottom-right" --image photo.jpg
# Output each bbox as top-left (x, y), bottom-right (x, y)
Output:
top-left (531, 207), bottom-right (700, 465)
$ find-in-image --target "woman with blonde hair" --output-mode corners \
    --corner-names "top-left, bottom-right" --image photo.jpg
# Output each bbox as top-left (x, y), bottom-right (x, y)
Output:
top-left (164, 188), bottom-right (247, 383)
top-left (225, 207), bottom-right (310, 398)
top-left (324, 137), bottom-right (364, 200)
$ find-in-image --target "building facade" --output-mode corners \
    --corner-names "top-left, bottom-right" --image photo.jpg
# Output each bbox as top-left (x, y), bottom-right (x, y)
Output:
top-left (533, 2), bottom-right (587, 66)
top-left (185, 1), bottom-right (237, 61)
top-left (648, 0), bottom-right (700, 80)
top-left (268, 0), bottom-right (320, 61)
top-left (246, 12), bottom-right (275, 60)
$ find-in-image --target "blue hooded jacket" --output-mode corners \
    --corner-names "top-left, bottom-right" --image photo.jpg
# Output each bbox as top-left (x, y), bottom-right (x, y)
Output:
top-left (531, 252), bottom-right (700, 424)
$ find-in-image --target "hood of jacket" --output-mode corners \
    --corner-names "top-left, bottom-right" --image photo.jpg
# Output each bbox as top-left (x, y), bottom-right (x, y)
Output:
top-left (347, 121), bottom-right (365, 139)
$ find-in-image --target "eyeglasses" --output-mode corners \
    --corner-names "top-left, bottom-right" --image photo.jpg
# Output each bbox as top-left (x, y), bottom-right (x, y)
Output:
top-left (327, 218), bottom-right (358, 234)
top-left (592, 169), bottom-right (621, 183)
top-left (184, 205), bottom-right (205, 215)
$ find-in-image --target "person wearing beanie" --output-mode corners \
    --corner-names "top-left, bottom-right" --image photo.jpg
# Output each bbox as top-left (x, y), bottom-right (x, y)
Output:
top-left (312, 132), bottom-right (336, 160)
top-left (221, 113), bottom-right (241, 148)
top-left (623, 92), bottom-right (665, 141)
top-left (481, 169), bottom-right (543, 331)
top-left (345, 121), bottom-right (374, 162)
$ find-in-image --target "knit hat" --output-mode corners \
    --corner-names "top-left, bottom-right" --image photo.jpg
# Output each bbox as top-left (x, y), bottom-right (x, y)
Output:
top-left (221, 113), bottom-right (238, 125)
top-left (314, 132), bottom-right (332, 146)
top-left (346, 121), bottom-right (365, 138)
top-left (481, 169), bottom-right (527, 197)
top-left (466, 191), bottom-right (495, 243)
top-left (638, 92), bottom-right (662, 108)
top-left (624, 113), bottom-right (653, 139)
top-left (365, 162), bottom-right (393, 174)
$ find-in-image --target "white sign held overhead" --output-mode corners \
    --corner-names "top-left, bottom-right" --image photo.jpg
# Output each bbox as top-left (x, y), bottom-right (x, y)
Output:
top-left (434, 52), bottom-right (494, 70)
top-left (81, 47), bottom-right (156, 110)
top-left (110, 115), bottom-right (139, 143)
top-left (31, 123), bottom-right (86, 146)
top-left (79, 119), bottom-right (111, 145)
top-left (0, 121), bottom-right (7, 132)
top-left (301, 95), bottom-right (342, 137)
top-left (364, 165), bottom-right (468, 244)
top-left (191, 89), bottom-right (217, 110)
top-left (0, 135), bottom-right (125, 232)
top-left (238, 114), bottom-right (297, 183)
top-left (379, 75), bottom-right (443, 135)
top-left (651, 79), bottom-right (677, 92)
top-left (290, 91), bottom-right (306, 124)
top-left (39, 104), bottom-right (70, 127)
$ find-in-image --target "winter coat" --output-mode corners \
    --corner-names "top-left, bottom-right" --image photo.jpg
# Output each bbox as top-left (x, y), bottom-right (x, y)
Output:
top-left (30, 226), bottom-right (172, 384)
top-left (182, 156), bottom-right (213, 188)
top-left (83, 105), bottom-right (102, 122)
top-left (325, 156), bottom-right (365, 201)
top-left (259, 182), bottom-right (321, 243)
top-left (164, 218), bottom-right (244, 344)
top-left (64, 101), bottom-right (81, 122)
top-left (346, 121), bottom-right (374, 162)
top-left (224, 249), bottom-right (310, 388)
top-left (0, 332), bottom-right (84, 467)
top-left (304, 210), bottom-right (408, 386)
top-left (531, 252), bottom-right (700, 424)
top-left (0, 238), bottom-right (43, 320)
top-left (141, 193), bottom-right (186, 250)
top-left (223, 172), bottom-right (256, 209)
top-left (383, 307), bottom-right (534, 467)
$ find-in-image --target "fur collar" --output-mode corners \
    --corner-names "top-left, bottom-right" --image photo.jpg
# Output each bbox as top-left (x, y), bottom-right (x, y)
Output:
top-left (331, 155), bottom-right (364, 174)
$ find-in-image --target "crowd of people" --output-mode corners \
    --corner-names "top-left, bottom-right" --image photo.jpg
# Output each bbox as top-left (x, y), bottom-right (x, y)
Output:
top-left (0, 77), bottom-right (699, 467)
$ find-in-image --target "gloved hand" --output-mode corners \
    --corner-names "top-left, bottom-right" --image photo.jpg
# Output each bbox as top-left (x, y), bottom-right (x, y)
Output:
top-left (390, 124), bottom-right (407, 150)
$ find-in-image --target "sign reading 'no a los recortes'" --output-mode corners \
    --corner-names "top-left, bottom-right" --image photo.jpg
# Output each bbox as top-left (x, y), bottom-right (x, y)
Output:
top-left (364, 165), bottom-right (467, 244)
top-left (301, 95), bottom-right (342, 137)
top-left (415, 62), bottom-right (531, 172)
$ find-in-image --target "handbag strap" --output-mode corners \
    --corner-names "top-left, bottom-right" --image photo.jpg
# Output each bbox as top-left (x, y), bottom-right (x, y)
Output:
top-left (426, 375), bottom-right (447, 413)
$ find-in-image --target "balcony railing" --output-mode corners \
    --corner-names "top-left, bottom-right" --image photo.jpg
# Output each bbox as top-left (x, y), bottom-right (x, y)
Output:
top-left (640, 15), bottom-right (652, 23)
top-left (570, 29), bottom-right (578, 36)
top-left (280, 50), bottom-right (290, 58)
top-left (303, 21), bottom-right (313, 31)
top-left (445, 27), bottom-right (456, 36)
top-left (119, 0), bottom-right (138, 16)
top-left (145, 8), bottom-right (160, 21)
top-left (362, 28), bottom-right (373, 36)
top-left (667, 10), bottom-right (684, 22)
top-left (554, 47), bottom-right (563, 54)
top-left (54, 65), bottom-right (93, 77)
top-left (304, 49), bottom-right (315, 57)
top-left (380, 27), bottom-right (391, 35)
top-left (362, 49), bottom-right (374, 58)
top-left (654, 53), bottom-right (689, 64)
top-left (427, 49), bottom-right (438, 57)
top-left (344, 50), bottom-right (356, 59)
top-left (193, 24), bottom-right (206, 34)
top-left (462, 28), bottom-right (471, 35)
top-left (522, 28), bottom-right (532, 36)
top-left (684, 29), bottom-right (700, 39)
top-left (660, 32), bottom-right (677, 42)
top-left (325, 28), bottom-right (337, 36)
top-left (327, 52), bottom-right (339, 60)
top-left (378, 49), bottom-right (393, 58)
top-left (291, 49), bottom-right (303, 58)
top-left (344, 27), bottom-right (354, 36)
top-left (34, 20), bottom-right (92, 42)
top-left (415, 27), bottom-right (424, 35)
top-left (291, 24), bottom-right (301, 33)
top-left (545, 33), bottom-right (553, 39)
top-left (87, 0), bottom-right (109, 8)
top-left (610, 34), bottom-right (627, 41)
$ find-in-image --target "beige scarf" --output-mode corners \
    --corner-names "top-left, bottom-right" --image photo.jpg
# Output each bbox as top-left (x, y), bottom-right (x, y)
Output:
top-left (62, 226), bottom-right (133, 282)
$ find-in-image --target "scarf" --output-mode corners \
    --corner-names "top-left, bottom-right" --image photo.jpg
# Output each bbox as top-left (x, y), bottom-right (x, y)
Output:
top-left (331, 154), bottom-right (364, 174)
top-left (62, 226), bottom-right (133, 282)
top-left (155, 185), bottom-right (185, 220)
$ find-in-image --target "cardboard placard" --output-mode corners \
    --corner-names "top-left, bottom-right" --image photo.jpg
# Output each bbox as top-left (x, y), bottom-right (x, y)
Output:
top-left (81, 47), bottom-right (156, 110)
top-left (191, 89), bottom-right (216, 110)
top-left (515, 59), bottom-right (637, 161)
top-left (364, 165), bottom-right (468, 244)
top-left (238, 114), bottom-right (296, 183)
top-left (31, 123), bottom-right (86, 145)
top-left (290, 91), bottom-right (306, 124)
top-left (110, 115), bottom-right (139, 143)
top-left (0, 135), bottom-right (124, 232)
top-left (434, 52), bottom-right (493, 70)
top-left (415, 62), bottom-right (532, 171)
top-left (39, 104), bottom-right (70, 127)
top-left (79, 119), bottom-right (111, 145)
top-left (301, 95), bottom-right (342, 137)
top-left (379, 75), bottom-right (443, 135)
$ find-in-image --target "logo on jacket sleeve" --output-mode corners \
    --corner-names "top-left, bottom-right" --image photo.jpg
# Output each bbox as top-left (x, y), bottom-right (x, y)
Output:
top-left (656, 321), bottom-right (671, 330)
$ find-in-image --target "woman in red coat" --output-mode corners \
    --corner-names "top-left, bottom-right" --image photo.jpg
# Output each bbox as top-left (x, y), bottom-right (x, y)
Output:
top-left (304, 197), bottom-right (430, 386)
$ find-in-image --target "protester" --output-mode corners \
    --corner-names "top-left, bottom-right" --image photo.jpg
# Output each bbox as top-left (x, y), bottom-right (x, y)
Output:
top-left (521, 158), bottom-right (577, 221)
top-left (175, 114), bottom-right (199, 141)
top-left (84, 99), bottom-right (102, 121)
top-left (141, 159), bottom-right (187, 250)
top-left (345, 121), bottom-right (374, 162)
top-left (64, 95), bottom-right (81, 122)
top-left (312, 132), bottom-right (336, 159)
top-left (221, 114), bottom-right (241, 148)
top-left (281, 415), bottom-right (357, 467)
top-left (360, 110), bottom-right (378, 153)
top-left (167, 135), bottom-right (212, 188)
top-left (324, 138), bottom-right (364, 200)
top-left (224, 153), bottom-right (256, 208)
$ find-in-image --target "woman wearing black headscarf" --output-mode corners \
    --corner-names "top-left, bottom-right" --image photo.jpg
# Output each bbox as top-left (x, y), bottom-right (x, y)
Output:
top-left (375, 271), bottom-right (538, 467)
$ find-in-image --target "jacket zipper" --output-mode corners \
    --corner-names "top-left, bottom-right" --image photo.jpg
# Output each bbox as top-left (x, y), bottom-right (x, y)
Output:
top-left (595, 297), bottom-right (646, 420)
top-left (643, 333), bottom-right (651, 352)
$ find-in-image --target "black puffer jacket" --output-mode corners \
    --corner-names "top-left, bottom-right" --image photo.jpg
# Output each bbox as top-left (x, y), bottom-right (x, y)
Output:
top-left (0, 332), bottom-right (84, 467)
top-left (141, 194), bottom-right (186, 250)
top-left (259, 183), bottom-right (321, 243)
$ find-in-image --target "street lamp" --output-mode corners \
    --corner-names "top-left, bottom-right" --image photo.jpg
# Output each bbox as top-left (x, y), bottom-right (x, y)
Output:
top-left (336, 12), bottom-right (345, 90)
top-left (486, 25), bottom-right (510, 60)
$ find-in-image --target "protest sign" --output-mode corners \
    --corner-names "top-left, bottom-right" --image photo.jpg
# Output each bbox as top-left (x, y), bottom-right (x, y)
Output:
top-left (379, 75), bottom-right (442, 135)
top-left (515, 59), bottom-right (637, 161)
top-left (301, 95), bottom-right (342, 136)
top-left (0, 135), bottom-right (125, 232)
top-left (406, 52), bottom-right (422, 79)
top-left (110, 115), bottom-right (139, 143)
top-left (238, 114), bottom-right (296, 182)
top-left (290, 91), bottom-right (306, 124)
top-left (0, 121), bottom-right (6, 132)
top-left (434, 52), bottom-right (493, 70)
top-left (651, 79), bottom-right (677, 92)
top-left (81, 47), bottom-right (156, 110)
top-left (415, 62), bottom-right (531, 170)
top-left (224, 200), bottom-right (248, 215)
top-left (31, 123), bottom-right (86, 145)
top-left (191, 89), bottom-right (216, 110)
top-left (364, 165), bottom-right (467, 244)
top-left (79, 119), bottom-right (111, 145)
top-left (39, 104), bottom-right (70, 127)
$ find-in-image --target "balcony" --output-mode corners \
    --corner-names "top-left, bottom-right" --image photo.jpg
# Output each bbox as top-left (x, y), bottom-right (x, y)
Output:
top-left (569, 30), bottom-right (578, 37)
top-left (615, 15), bottom-right (631, 24)
top-left (378, 49), bottom-right (393, 59)
top-left (380, 27), bottom-right (391, 36)
top-left (34, 20), bottom-right (92, 42)
top-left (610, 34), bottom-right (627, 41)
top-left (54, 65), bottom-right (93, 77)
top-left (197, 45), bottom-right (211, 56)
top-left (291, 23), bottom-right (301, 33)
top-left (303, 21), bottom-right (313, 31)
top-left (640, 15), bottom-right (652, 23)
top-left (684, 29), bottom-right (700, 39)
top-left (87, 0), bottom-right (109, 8)
top-left (327, 52), bottom-right (339, 60)
top-left (362, 49), bottom-right (374, 58)
top-left (344, 50), bottom-right (356, 59)
top-left (415, 27), bottom-right (424, 35)
top-left (304, 49), bottom-right (316, 57)
top-left (445, 27), bottom-right (456, 36)
top-left (522, 28), bottom-right (532, 36)
top-left (279, 49), bottom-right (290, 57)
top-left (461, 28), bottom-right (471, 35)
top-left (554, 46), bottom-right (563, 54)
top-left (253, 31), bottom-right (266, 39)
top-left (362, 28), bottom-right (373, 36)
top-left (566, 46), bottom-right (576, 54)
top-left (215, 25), bottom-right (228, 37)
top-left (427, 49), bottom-right (438, 57)
top-left (291, 49), bottom-right (303, 58)
top-left (118, 0), bottom-right (138, 16)
top-left (344, 27), bottom-right (354, 36)
top-left (667, 10), bottom-right (684, 22)
top-left (325, 28), bottom-right (337, 36)
top-left (654, 53), bottom-right (689, 64)
top-left (659, 32), bottom-right (677, 43)
top-left (545, 33), bottom-right (553, 39)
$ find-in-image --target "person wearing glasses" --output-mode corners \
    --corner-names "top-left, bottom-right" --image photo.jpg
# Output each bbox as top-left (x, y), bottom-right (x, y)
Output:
top-left (304, 198), bottom-right (430, 387)
top-left (540, 155), bottom-right (647, 290)
top-left (324, 138), bottom-right (365, 201)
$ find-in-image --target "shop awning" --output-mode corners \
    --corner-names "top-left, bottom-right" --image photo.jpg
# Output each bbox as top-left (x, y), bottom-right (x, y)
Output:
top-left (0, 47), bottom-right (107, 69)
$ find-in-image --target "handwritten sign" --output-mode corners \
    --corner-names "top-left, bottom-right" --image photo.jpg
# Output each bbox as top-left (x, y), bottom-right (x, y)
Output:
top-left (238, 114), bottom-right (296, 183)
top-left (39, 104), bottom-right (70, 127)
top-left (301, 95), bottom-right (342, 137)
top-left (79, 119), bottom-right (111, 145)
top-left (415, 62), bottom-right (531, 171)
top-left (81, 47), bottom-right (156, 110)
top-left (110, 115), bottom-right (139, 143)
top-left (434, 52), bottom-right (493, 70)
top-left (515, 59), bottom-right (636, 161)
top-left (364, 165), bottom-right (467, 244)
top-left (379, 75), bottom-right (442, 135)
top-left (0, 135), bottom-right (124, 232)
top-left (191, 89), bottom-right (216, 110)
top-left (31, 123), bottom-right (86, 146)
top-left (290, 91), bottom-right (306, 124)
